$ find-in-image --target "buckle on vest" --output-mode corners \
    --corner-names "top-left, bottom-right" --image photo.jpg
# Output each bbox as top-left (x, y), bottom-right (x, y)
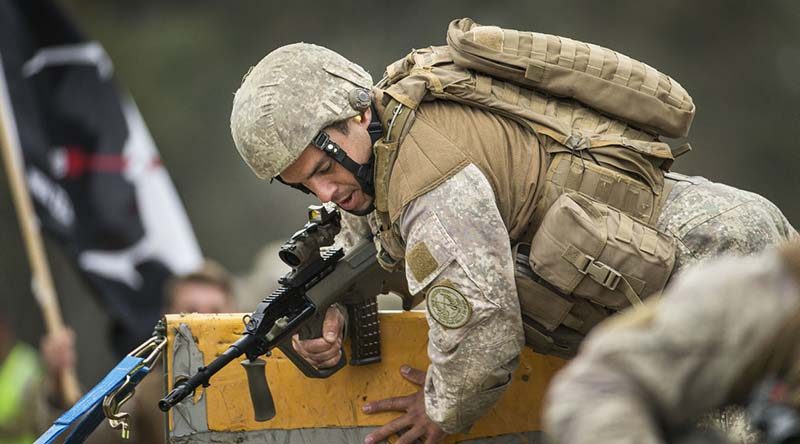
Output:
top-left (312, 132), bottom-right (330, 149)
top-left (385, 103), bottom-right (405, 142)
top-left (578, 256), bottom-right (622, 291)
top-left (564, 134), bottom-right (589, 151)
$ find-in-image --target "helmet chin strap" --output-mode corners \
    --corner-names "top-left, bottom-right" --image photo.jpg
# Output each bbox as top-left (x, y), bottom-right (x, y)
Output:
top-left (274, 108), bottom-right (383, 213)
top-left (309, 131), bottom-right (374, 196)
top-left (309, 106), bottom-right (383, 199)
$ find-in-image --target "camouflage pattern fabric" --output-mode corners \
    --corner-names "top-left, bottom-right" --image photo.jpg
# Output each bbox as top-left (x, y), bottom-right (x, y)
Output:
top-left (334, 209), bottom-right (376, 253)
top-left (543, 250), bottom-right (800, 444)
top-left (657, 172), bottom-right (798, 273)
top-left (398, 164), bottom-right (525, 433)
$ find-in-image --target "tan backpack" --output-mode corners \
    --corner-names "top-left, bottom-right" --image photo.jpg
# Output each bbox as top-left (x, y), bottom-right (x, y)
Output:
top-left (375, 18), bottom-right (692, 356)
top-left (447, 18), bottom-right (695, 139)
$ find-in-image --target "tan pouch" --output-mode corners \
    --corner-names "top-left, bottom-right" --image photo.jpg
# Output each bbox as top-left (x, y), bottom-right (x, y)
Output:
top-left (530, 192), bottom-right (675, 310)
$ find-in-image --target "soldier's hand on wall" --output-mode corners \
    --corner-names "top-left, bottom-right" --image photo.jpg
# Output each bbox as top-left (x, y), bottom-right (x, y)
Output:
top-left (362, 365), bottom-right (449, 444)
top-left (291, 305), bottom-right (345, 368)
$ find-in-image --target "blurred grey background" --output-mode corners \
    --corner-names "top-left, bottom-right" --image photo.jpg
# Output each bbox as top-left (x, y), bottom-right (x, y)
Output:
top-left (2, 0), bottom-right (799, 385)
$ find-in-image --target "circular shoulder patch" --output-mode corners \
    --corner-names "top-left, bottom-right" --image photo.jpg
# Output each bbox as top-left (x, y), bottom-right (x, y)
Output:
top-left (426, 285), bottom-right (472, 329)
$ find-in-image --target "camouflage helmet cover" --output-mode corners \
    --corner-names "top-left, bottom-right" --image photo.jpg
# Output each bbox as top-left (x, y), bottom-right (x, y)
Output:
top-left (230, 43), bottom-right (373, 179)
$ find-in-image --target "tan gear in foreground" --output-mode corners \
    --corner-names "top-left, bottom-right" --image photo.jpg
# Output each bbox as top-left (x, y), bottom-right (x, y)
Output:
top-left (544, 243), bottom-right (800, 444)
top-left (230, 43), bottom-right (373, 179)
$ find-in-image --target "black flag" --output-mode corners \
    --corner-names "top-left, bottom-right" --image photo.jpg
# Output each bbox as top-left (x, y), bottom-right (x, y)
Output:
top-left (0, 0), bottom-right (202, 355)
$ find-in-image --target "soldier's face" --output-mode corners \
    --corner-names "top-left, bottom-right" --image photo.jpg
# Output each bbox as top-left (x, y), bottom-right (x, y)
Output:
top-left (280, 110), bottom-right (374, 214)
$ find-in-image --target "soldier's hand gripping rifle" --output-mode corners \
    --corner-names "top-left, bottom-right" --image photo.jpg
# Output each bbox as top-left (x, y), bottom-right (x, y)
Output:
top-left (158, 205), bottom-right (403, 421)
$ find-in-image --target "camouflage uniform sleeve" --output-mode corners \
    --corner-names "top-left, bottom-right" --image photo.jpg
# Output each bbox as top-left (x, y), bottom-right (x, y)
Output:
top-left (657, 172), bottom-right (798, 273)
top-left (544, 250), bottom-right (800, 444)
top-left (398, 164), bottom-right (525, 434)
top-left (333, 208), bottom-right (372, 252)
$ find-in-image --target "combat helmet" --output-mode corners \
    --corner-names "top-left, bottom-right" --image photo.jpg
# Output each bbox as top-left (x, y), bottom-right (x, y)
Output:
top-left (230, 43), bottom-right (374, 182)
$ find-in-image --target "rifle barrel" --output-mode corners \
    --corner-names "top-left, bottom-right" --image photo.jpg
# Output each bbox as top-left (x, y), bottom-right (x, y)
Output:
top-left (158, 335), bottom-right (256, 411)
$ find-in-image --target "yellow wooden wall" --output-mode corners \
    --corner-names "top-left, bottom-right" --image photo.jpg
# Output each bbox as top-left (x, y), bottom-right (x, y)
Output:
top-left (165, 312), bottom-right (565, 442)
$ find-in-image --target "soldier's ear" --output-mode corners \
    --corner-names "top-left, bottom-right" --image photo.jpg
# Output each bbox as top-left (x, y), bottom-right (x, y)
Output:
top-left (355, 108), bottom-right (371, 129)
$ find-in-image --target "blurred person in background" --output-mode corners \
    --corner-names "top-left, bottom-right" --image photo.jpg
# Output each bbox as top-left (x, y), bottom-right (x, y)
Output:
top-left (39, 259), bottom-right (235, 444)
top-left (235, 240), bottom-right (290, 309)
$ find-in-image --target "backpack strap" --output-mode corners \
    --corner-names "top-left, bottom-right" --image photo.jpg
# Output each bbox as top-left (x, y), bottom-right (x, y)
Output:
top-left (372, 95), bottom-right (415, 271)
top-left (373, 96), bottom-right (415, 214)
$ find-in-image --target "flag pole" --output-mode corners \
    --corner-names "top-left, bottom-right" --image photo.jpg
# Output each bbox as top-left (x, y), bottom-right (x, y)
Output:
top-left (0, 57), bottom-right (81, 405)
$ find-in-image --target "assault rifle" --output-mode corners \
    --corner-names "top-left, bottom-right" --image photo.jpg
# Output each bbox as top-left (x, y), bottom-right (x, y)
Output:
top-left (158, 205), bottom-right (404, 421)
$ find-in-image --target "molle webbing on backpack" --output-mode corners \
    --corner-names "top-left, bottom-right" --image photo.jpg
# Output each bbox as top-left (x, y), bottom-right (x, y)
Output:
top-left (447, 18), bottom-right (695, 138)
top-left (546, 155), bottom-right (656, 222)
top-left (529, 151), bottom-right (662, 234)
